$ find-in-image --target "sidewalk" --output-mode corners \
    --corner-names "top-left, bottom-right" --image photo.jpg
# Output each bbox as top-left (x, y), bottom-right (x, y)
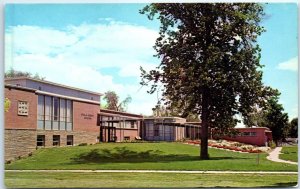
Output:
top-left (5, 170), bottom-right (298, 174)
top-left (266, 147), bottom-right (298, 165)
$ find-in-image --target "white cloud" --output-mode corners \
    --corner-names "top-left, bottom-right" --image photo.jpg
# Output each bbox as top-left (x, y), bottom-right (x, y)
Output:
top-left (277, 56), bottom-right (298, 71)
top-left (5, 21), bottom-right (161, 115)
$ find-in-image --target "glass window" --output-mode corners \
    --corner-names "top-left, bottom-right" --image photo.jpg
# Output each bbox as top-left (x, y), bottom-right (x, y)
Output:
top-left (131, 121), bottom-right (135, 129)
top-left (60, 99), bottom-right (66, 130)
top-left (37, 95), bottom-right (45, 130)
top-left (45, 96), bottom-right (52, 130)
top-left (37, 135), bottom-right (45, 147)
top-left (66, 100), bottom-right (73, 131)
top-left (67, 135), bottom-right (73, 146)
top-left (243, 132), bottom-right (250, 136)
top-left (154, 125), bottom-right (159, 136)
top-left (53, 135), bottom-right (60, 146)
top-left (53, 97), bottom-right (59, 121)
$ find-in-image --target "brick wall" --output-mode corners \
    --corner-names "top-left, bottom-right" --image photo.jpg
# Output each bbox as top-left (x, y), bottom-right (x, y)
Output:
top-left (5, 88), bottom-right (37, 129)
top-left (73, 101), bottom-right (99, 132)
top-left (5, 129), bottom-right (37, 161)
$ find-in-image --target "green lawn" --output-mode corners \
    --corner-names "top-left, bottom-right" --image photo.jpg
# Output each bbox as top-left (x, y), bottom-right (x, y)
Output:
top-left (5, 142), bottom-right (298, 171)
top-left (280, 146), bottom-right (298, 162)
top-left (5, 172), bottom-right (298, 188)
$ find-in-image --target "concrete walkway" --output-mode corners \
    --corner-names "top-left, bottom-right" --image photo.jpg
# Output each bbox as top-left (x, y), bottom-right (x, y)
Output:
top-left (267, 147), bottom-right (298, 165)
top-left (5, 170), bottom-right (297, 174)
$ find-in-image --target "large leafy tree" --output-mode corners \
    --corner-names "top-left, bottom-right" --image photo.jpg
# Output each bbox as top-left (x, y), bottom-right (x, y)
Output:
top-left (140, 3), bottom-right (273, 159)
top-left (103, 91), bottom-right (132, 112)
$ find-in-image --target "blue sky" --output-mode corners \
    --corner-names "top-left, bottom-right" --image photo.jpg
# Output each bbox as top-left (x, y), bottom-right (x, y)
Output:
top-left (5, 3), bottom-right (298, 120)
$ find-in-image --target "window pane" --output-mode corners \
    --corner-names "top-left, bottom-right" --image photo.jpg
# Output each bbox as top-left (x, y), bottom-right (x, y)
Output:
top-left (37, 120), bottom-right (44, 130)
top-left (38, 95), bottom-right (44, 120)
top-left (53, 97), bottom-right (59, 121)
top-left (60, 99), bottom-right (66, 121)
top-left (53, 121), bottom-right (59, 130)
top-left (60, 122), bottom-right (66, 130)
top-left (37, 135), bottom-right (45, 147)
top-left (66, 100), bottom-right (72, 123)
top-left (66, 123), bottom-right (72, 131)
top-left (45, 96), bottom-right (52, 121)
top-left (53, 135), bottom-right (60, 146)
top-left (67, 135), bottom-right (73, 145)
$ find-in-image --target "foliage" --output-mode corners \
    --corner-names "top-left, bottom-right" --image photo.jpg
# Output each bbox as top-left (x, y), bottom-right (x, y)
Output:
top-left (140, 3), bottom-right (273, 159)
top-left (4, 98), bottom-right (11, 112)
top-left (5, 68), bottom-right (45, 80)
top-left (261, 95), bottom-right (289, 146)
top-left (287, 118), bottom-right (298, 138)
top-left (102, 91), bottom-right (132, 112)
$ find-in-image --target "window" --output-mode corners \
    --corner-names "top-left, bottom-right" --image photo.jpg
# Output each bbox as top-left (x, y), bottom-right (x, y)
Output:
top-left (250, 132), bottom-right (257, 136)
top-left (243, 132), bottom-right (250, 136)
top-left (45, 96), bottom-right (52, 130)
top-left (67, 135), bottom-right (73, 146)
top-left (154, 125), bottom-right (159, 136)
top-left (53, 135), bottom-right (60, 146)
top-left (37, 95), bottom-right (73, 131)
top-left (37, 95), bottom-right (45, 130)
top-left (130, 121), bottom-right (135, 129)
top-left (37, 135), bottom-right (45, 147)
top-left (60, 99), bottom-right (66, 130)
top-left (124, 136), bottom-right (130, 141)
top-left (66, 100), bottom-right (73, 131)
top-left (52, 97), bottom-right (59, 130)
top-left (18, 101), bottom-right (29, 116)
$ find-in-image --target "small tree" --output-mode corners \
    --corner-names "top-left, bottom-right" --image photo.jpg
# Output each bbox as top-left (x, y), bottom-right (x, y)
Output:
top-left (288, 118), bottom-right (298, 138)
top-left (103, 91), bottom-right (132, 112)
top-left (263, 96), bottom-right (289, 146)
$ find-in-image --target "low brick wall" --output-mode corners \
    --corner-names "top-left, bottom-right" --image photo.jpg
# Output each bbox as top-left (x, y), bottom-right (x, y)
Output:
top-left (5, 129), bottom-right (37, 161)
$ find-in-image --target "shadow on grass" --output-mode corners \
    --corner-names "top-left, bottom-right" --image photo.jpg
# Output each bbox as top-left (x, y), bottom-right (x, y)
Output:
top-left (69, 146), bottom-right (249, 164)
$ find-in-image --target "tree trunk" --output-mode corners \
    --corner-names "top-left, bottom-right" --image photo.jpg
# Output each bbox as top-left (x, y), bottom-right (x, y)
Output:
top-left (200, 89), bottom-right (209, 159)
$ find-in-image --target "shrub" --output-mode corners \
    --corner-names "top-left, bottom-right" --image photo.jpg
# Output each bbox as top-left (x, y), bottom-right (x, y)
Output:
top-left (78, 143), bottom-right (88, 146)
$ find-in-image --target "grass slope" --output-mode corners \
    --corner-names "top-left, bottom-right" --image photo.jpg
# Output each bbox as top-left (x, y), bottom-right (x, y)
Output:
top-left (5, 142), bottom-right (298, 171)
top-left (279, 146), bottom-right (298, 162)
top-left (5, 172), bottom-right (298, 188)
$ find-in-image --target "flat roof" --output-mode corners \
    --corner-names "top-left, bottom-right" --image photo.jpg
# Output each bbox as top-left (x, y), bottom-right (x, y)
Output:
top-left (5, 84), bottom-right (100, 105)
top-left (5, 77), bottom-right (103, 96)
top-left (99, 109), bottom-right (143, 118)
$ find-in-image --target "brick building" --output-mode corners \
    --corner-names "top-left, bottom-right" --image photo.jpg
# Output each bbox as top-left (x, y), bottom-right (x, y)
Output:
top-left (4, 77), bottom-right (273, 161)
top-left (5, 77), bottom-right (103, 161)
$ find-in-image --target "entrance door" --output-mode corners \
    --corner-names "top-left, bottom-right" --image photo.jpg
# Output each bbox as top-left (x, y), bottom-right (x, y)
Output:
top-left (108, 127), bottom-right (117, 142)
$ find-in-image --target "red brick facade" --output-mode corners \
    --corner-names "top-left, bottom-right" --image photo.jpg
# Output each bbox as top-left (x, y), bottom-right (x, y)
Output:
top-left (73, 101), bottom-right (99, 132)
top-left (222, 127), bottom-right (272, 146)
top-left (5, 87), bottom-right (37, 130)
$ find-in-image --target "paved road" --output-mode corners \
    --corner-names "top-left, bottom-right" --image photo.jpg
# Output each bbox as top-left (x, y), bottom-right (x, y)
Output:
top-left (266, 147), bottom-right (298, 165)
top-left (5, 170), bottom-right (297, 174)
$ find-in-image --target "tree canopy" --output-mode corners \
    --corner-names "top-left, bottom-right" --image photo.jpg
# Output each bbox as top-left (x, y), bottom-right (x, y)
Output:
top-left (102, 91), bottom-right (132, 112)
top-left (5, 68), bottom-right (45, 80)
top-left (140, 3), bottom-right (274, 159)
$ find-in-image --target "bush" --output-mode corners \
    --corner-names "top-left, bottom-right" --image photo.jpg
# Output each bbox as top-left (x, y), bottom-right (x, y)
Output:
top-left (268, 141), bottom-right (276, 149)
top-left (78, 143), bottom-right (88, 146)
